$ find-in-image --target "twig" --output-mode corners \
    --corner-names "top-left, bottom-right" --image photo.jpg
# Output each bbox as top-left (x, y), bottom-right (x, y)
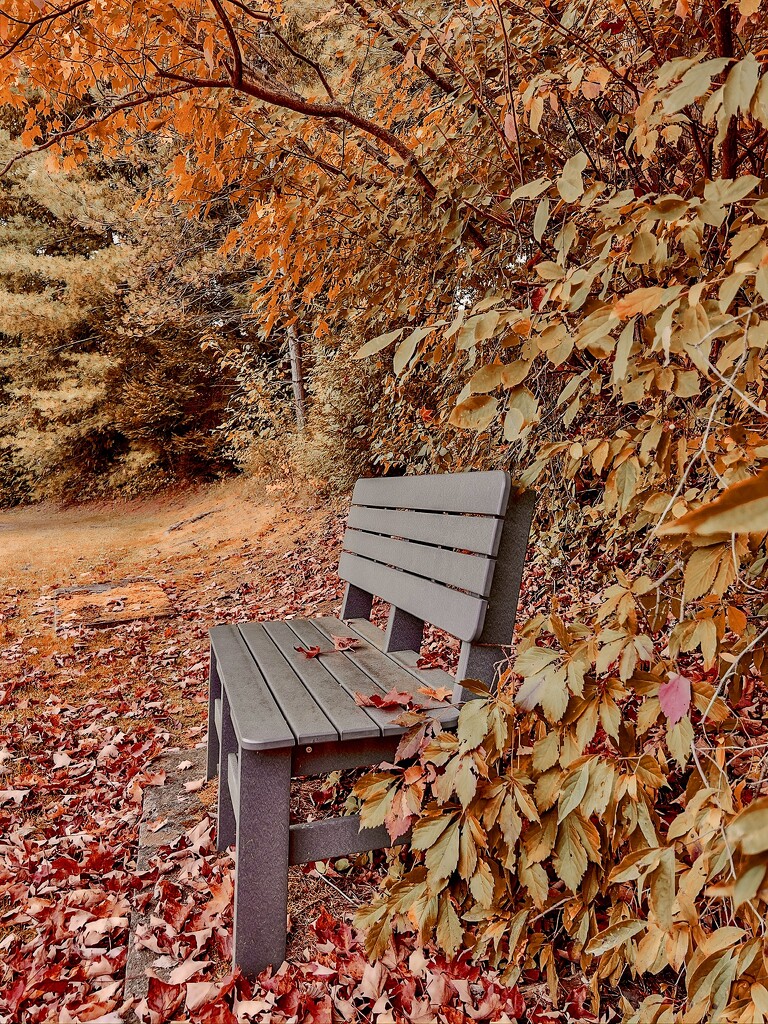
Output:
top-left (312, 868), bottom-right (361, 906)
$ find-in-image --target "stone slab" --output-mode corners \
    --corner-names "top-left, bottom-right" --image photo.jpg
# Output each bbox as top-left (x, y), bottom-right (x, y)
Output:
top-left (54, 579), bottom-right (174, 631)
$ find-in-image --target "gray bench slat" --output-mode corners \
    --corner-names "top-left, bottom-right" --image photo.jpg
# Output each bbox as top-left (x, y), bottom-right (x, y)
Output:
top-left (344, 617), bottom-right (458, 690)
top-left (214, 697), bottom-right (222, 738)
top-left (311, 617), bottom-right (458, 730)
top-left (351, 470), bottom-right (511, 516)
top-left (239, 622), bottom-right (339, 746)
top-left (284, 618), bottom-right (405, 737)
top-left (343, 528), bottom-right (495, 597)
top-left (288, 815), bottom-right (404, 865)
top-left (346, 505), bottom-right (503, 557)
top-left (338, 551), bottom-right (487, 642)
top-left (264, 619), bottom-right (382, 742)
top-left (210, 625), bottom-right (294, 751)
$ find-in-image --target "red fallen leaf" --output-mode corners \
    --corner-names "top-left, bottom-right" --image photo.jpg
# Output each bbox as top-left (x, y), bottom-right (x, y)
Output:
top-left (146, 977), bottom-right (184, 1021)
top-left (295, 645), bottom-right (323, 658)
top-left (531, 286), bottom-right (547, 311)
top-left (417, 684), bottom-right (453, 702)
top-left (659, 672), bottom-right (692, 725)
top-left (331, 635), bottom-right (361, 651)
top-left (565, 983), bottom-right (597, 1021)
top-left (416, 650), bottom-right (452, 671)
top-left (354, 688), bottom-right (414, 709)
top-left (192, 1000), bottom-right (238, 1024)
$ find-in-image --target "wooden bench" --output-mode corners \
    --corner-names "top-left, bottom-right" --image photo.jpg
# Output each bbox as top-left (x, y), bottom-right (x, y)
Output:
top-left (206, 471), bottom-right (535, 976)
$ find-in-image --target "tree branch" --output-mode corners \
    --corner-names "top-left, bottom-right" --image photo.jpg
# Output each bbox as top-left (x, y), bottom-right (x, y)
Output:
top-left (266, 22), bottom-right (336, 100)
top-left (209, 0), bottom-right (243, 86)
top-left (0, 0), bottom-right (91, 60)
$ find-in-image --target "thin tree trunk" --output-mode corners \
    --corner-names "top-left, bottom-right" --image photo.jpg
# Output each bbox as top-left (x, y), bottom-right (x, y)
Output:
top-left (287, 327), bottom-right (307, 430)
top-left (714, 1), bottom-right (738, 178)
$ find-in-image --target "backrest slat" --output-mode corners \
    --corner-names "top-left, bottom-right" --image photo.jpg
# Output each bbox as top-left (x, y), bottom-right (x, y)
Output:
top-left (339, 470), bottom-right (512, 642)
top-left (338, 551), bottom-right (487, 642)
top-left (346, 505), bottom-right (502, 556)
top-left (351, 470), bottom-right (510, 515)
top-left (343, 528), bottom-right (495, 597)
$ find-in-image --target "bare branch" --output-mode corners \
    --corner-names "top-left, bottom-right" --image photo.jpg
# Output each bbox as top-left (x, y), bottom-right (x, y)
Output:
top-left (209, 0), bottom-right (243, 86)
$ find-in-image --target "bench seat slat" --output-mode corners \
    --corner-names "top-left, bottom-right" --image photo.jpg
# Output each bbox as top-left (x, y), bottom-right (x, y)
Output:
top-left (351, 470), bottom-right (510, 516)
top-left (343, 528), bottom-right (495, 597)
top-left (210, 625), bottom-right (294, 751)
top-left (344, 617), bottom-right (458, 690)
top-left (284, 618), bottom-right (404, 737)
top-left (311, 616), bottom-right (459, 729)
top-left (262, 620), bottom-right (383, 742)
top-left (239, 622), bottom-right (339, 746)
top-left (338, 551), bottom-right (487, 642)
top-left (284, 614), bottom-right (399, 737)
top-left (346, 505), bottom-right (502, 557)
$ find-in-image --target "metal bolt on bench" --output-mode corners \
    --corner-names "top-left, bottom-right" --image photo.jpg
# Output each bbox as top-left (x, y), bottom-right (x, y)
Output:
top-left (206, 470), bottom-right (535, 975)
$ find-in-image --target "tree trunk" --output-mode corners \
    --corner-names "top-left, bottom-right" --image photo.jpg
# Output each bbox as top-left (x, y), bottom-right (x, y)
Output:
top-left (287, 327), bottom-right (307, 430)
top-left (714, 1), bottom-right (738, 178)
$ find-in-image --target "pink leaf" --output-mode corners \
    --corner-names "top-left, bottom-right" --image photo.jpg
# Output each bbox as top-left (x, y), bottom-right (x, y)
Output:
top-left (659, 673), bottom-right (691, 725)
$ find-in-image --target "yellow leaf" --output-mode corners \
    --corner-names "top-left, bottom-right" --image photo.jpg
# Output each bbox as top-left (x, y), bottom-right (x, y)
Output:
top-left (554, 816), bottom-right (588, 891)
top-left (682, 545), bottom-right (725, 604)
top-left (659, 469), bottom-right (768, 536)
top-left (508, 176), bottom-right (550, 202)
top-left (722, 53), bottom-right (760, 123)
top-left (425, 818), bottom-right (460, 885)
top-left (734, 863), bottom-right (765, 908)
top-left (533, 198), bottom-right (550, 242)
top-left (354, 327), bottom-right (405, 359)
top-left (628, 231), bottom-right (657, 264)
top-left (469, 364), bottom-right (504, 393)
top-left (449, 395), bottom-right (498, 431)
top-left (436, 892), bottom-right (463, 956)
top-left (394, 325), bottom-right (440, 375)
top-left (667, 716), bottom-right (693, 768)
top-left (585, 919), bottom-right (646, 956)
top-left (727, 797), bottom-right (768, 855)
top-left (613, 286), bottom-right (669, 319)
top-left (557, 151), bottom-right (588, 203)
top-left (648, 848), bottom-right (675, 930)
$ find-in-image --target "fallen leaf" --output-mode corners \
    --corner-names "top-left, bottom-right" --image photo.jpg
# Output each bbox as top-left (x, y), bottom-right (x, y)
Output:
top-left (354, 688), bottom-right (414, 709)
top-left (417, 684), bottom-right (453, 702)
top-left (331, 635), bottom-right (361, 651)
top-left (295, 645), bottom-right (324, 658)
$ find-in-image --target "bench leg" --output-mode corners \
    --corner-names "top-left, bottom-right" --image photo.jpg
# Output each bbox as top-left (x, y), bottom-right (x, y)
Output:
top-left (216, 687), bottom-right (238, 852)
top-left (384, 606), bottom-right (424, 653)
top-left (233, 747), bottom-right (291, 976)
top-left (207, 648), bottom-right (221, 782)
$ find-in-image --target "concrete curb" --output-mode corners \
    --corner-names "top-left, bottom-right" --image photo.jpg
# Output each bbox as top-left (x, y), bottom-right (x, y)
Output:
top-left (123, 746), bottom-right (209, 1023)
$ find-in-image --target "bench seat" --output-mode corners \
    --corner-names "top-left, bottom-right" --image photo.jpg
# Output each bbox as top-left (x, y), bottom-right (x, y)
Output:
top-left (209, 615), bottom-right (458, 759)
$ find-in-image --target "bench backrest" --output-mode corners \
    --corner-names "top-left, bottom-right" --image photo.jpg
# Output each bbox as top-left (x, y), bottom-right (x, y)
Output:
top-left (338, 471), bottom-right (535, 699)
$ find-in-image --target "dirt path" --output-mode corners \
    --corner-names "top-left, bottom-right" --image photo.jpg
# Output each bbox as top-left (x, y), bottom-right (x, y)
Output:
top-left (1, 478), bottom-right (316, 592)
